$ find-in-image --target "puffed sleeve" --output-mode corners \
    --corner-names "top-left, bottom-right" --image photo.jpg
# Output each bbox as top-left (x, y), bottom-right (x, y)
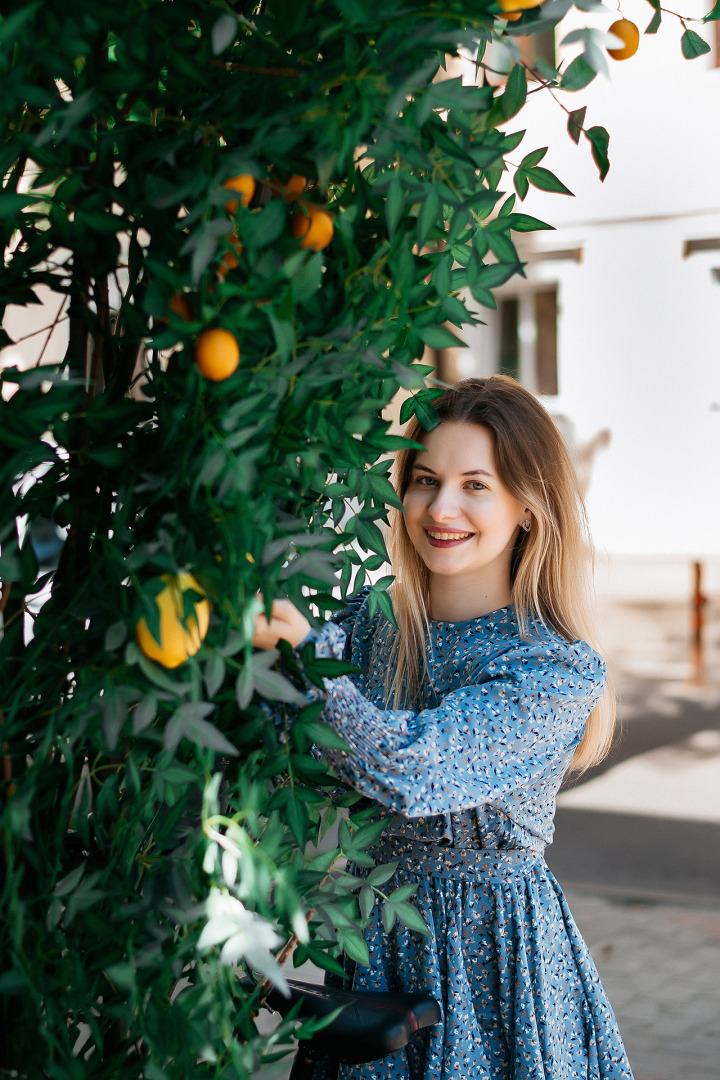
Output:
top-left (301, 626), bottom-right (606, 818)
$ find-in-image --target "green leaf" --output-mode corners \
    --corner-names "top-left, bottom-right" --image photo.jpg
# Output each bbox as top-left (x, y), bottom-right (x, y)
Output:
top-left (211, 14), bottom-right (237, 54)
top-left (433, 256), bottom-right (451, 298)
top-left (267, 311), bottom-right (295, 363)
top-left (294, 943), bottom-right (348, 980)
top-left (399, 388), bottom-right (444, 426)
top-left (0, 192), bottom-right (35, 218)
top-left (500, 64), bottom-right (527, 122)
top-left (358, 884), bottom-right (375, 921)
top-left (681, 29), bottom-right (711, 58)
top-left (297, 719), bottom-right (351, 752)
top-left (347, 816), bottom-right (389, 852)
top-left (519, 147), bottom-right (547, 170)
top-left (367, 585), bottom-right (398, 628)
top-left (104, 621), bottom-right (127, 651)
top-left (416, 188), bottom-right (441, 248)
top-left (525, 166), bottom-right (573, 197)
top-left (285, 790), bottom-right (310, 847)
top-left (290, 252), bottom-right (323, 303)
top-left (301, 652), bottom-right (361, 680)
top-left (585, 125), bottom-right (610, 181)
top-left (205, 653), bottom-right (226, 699)
top-left (0, 2), bottom-right (41, 51)
top-left (645, 8), bottom-right (661, 33)
top-left (132, 694), bottom-right (157, 734)
top-left (352, 517), bottom-right (389, 561)
top-left (561, 55), bottom-right (597, 92)
top-left (254, 667), bottom-right (307, 706)
top-left (567, 106), bottom-right (586, 145)
top-left (365, 861), bottom-right (399, 888)
top-left (392, 900), bottom-right (431, 936)
top-left (475, 261), bottom-right (523, 289)
top-left (505, 213), bottom-right (554, 234)
top-left (164, 702), bottom-right (239, 756)
top-left (381, 900), bottom-right (396, 934)
top-left (385, 174), bottom-right (404, 240)
top-left (514, 169), bottom-right (529, 202)
top-left (338, 927), bottom-right (370, 966)
top-left (235, 665), bottom-right (254, 710)
top-left (242, 198), bottom-right (286, 247)
top-left (416, 325), bottom-right (466, 349)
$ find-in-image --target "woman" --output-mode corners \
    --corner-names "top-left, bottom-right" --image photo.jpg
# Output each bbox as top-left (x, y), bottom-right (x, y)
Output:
top-left (253, 376), bottom-right (633, 1080)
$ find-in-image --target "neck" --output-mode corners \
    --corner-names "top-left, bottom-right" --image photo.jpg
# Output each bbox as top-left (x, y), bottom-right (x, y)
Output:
top-left (428, 574), bottom-right (513, 622)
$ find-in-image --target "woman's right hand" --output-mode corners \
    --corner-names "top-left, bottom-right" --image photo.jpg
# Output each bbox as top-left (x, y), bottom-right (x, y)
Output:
top-left (252, 598), bottom-right (311, 651)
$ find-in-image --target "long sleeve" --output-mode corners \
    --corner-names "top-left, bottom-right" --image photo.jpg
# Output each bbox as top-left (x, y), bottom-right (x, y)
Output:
top-left (302, 621), bottom-right (605, 819)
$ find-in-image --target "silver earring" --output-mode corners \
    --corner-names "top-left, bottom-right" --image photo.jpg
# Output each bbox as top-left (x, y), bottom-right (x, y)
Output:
top-left (521, 519), bottom-right (531, 532)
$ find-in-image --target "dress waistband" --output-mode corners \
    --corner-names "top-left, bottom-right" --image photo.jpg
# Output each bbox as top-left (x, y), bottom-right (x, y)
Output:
top-left (370, 835), bottom-right (546, 883)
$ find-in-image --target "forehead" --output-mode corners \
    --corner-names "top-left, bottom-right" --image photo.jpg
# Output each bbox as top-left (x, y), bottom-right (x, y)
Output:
top-left (412, 422), bottom-right (497, 471)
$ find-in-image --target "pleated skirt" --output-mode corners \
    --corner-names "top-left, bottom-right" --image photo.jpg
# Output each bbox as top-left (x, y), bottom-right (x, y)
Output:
top-left (314, 838), bottom-right (634, 1080)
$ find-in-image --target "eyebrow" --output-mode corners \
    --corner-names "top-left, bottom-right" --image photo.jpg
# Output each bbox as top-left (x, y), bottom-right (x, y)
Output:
top-left (412, 464), bottom-right (494, 478)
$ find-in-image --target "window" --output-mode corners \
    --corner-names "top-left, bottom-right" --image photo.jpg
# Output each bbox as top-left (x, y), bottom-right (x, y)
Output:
top-left (498, 297), bottom-right (519, 381)
top-left (496, 285), bottom-right (558, 396)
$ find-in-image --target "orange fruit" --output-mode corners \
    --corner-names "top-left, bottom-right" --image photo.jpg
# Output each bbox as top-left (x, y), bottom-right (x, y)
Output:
top-left (136, 573), bottom-right (210, 669)
top-left (283, 175), bottom-right (307, 201)
top-left (223, 173), bottom-right (256, 214)
top-left (217, 233), bottom-right (243, 278)
top-left (607, 18), bottom-right (640, 60)
top-left (291, 206), bottom-right (334, 252)
top-left (169, 291), bottom-right (193, 322)
top-left (497, 0), bottom-right (545, 18)
top-left (194, 328), bottom-right (240, 381)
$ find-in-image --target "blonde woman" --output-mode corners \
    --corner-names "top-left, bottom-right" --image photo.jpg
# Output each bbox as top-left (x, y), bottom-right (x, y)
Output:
top-left (253, 377), bottom-right (632, 1080)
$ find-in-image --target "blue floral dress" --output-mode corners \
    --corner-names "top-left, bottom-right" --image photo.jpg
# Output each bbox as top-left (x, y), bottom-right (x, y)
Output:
top-left (305, 590), bottom-right (634, 1080)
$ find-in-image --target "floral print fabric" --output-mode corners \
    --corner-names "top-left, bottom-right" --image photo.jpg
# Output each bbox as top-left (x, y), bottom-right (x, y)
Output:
top-left (305, 590), bottom-right (634, 1080)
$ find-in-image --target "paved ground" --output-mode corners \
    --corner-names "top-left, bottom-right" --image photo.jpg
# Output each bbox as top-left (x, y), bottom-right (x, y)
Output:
top-left (551, 561), bottom-right (720, 1080)
top-left (565, 887), bottom-right (720, 1080)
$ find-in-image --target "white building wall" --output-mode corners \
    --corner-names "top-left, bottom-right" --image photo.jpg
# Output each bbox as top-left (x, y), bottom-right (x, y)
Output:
top-left (459, 0), bottom-right (720, 558)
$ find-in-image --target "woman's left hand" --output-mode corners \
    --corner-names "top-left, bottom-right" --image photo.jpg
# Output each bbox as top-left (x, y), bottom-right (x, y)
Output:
top-left (252, 598), bottom-right (311, 651)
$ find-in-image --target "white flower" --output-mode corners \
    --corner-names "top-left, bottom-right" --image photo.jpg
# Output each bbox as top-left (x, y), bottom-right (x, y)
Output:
top-left (197, 889), bottom-right (290, 996)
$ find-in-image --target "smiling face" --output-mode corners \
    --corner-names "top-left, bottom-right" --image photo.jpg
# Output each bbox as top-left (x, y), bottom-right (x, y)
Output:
top-left (402, 421), bottom-right (529, 618)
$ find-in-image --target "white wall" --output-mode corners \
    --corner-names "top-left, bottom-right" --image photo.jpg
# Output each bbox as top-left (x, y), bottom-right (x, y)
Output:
top-left (460, 0), bottom-right (720, 557)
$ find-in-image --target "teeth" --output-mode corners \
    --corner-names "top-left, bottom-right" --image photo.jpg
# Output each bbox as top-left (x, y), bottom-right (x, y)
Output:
top-left (427, 531), bottom-right (472, 540)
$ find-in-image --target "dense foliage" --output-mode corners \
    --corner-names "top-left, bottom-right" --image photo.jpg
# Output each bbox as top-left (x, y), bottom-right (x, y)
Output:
top-left (1, 0), bottom-right (712, 1076)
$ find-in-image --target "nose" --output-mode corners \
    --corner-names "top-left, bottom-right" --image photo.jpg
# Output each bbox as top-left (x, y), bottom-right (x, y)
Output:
top-left (426, 485), bottom-right (461, 523)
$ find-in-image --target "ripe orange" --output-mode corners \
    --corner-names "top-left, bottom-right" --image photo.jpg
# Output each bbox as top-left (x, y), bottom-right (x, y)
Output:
top-left (136, 572), bottom-right (210, 669)
top-left (498, 0), bottom-right (545, 18)
top-left (283, 175), bottom-right (307, 201)
top-left (607, 18), bottom-right (640, 60)
top-left (291, 206), bottom-right (334, 252)
top-left (194, 328), bottom-right (240, 381)
top-left (217, 233), bottom-right (243, 278)
top-left (169, 291), bottom-right (193, 322)
top-left (223, 173), bottom-right (256, 214)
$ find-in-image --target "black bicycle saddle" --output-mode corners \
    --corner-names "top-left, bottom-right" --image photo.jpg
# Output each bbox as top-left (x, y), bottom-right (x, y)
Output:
top-left (264, 979), bottom-right (441, 1064)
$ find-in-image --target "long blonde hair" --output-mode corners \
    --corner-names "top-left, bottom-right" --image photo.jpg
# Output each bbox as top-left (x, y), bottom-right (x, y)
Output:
top-left (384, 375), bottom-right (615, 773)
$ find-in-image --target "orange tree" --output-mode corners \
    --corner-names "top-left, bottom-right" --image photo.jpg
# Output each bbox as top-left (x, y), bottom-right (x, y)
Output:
top-left (0, 0), bottom-right (713, 1076)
